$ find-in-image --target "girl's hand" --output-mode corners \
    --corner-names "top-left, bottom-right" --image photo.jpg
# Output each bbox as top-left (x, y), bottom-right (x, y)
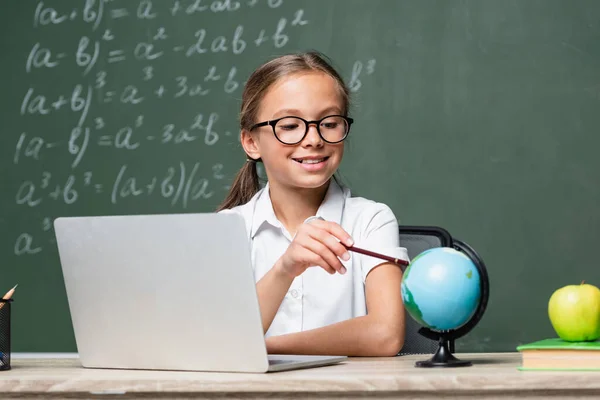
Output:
top-left (275, 219), bottom-right (354, 277)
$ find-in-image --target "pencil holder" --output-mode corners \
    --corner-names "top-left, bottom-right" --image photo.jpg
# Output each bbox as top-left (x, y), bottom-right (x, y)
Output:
top-left (0, 299), bottom-right (12, 371)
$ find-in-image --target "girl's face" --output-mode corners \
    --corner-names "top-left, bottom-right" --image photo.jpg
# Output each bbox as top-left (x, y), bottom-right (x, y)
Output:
top-left (243, 71), bottom-right (346, 191)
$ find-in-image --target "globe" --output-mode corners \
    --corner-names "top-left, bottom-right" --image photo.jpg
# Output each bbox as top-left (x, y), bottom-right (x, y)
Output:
top-left (401, 247), bottom-right (481, 332)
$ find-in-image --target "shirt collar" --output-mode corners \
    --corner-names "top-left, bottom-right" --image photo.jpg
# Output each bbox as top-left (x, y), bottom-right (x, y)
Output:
top-left (250, 182), bottom-right (281, 238)
top-left (314, 179), bottom-right (345, 226)
top-left (250, 179), bottom-right (347, 239)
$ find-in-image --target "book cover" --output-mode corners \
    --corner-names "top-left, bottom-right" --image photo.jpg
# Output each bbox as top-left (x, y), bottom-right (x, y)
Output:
top-left (517, 338), bottom-right (600, 371)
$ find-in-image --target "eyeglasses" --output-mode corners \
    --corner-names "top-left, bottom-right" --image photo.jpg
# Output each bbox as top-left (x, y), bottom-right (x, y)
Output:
top-left (249, 115), bottom-right (354, 145)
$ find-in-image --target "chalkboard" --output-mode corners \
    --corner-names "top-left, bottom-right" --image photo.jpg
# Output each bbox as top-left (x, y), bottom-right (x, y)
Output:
top-left (1, 0), bottom-right (599, 353)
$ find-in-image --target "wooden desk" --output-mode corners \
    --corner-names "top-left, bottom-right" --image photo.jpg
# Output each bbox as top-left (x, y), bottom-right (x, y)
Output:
top-left (1, 353), bottom-right (599, 399)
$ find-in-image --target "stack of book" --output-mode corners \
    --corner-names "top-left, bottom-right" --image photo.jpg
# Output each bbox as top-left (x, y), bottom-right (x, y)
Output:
top-left (517, 338), bottom-right (600, 371)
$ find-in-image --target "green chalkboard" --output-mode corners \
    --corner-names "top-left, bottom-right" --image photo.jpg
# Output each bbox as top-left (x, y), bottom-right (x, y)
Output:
top-left (1, 0), bottom-right (600, 353)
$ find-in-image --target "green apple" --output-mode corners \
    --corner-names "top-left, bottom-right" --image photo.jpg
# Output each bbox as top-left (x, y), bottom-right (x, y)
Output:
top-left (548, 282), bottom-right (600, 342)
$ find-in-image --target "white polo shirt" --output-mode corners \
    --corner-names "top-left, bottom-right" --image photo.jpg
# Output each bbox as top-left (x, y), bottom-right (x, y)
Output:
top-left (221, 180), bottom-right (408, 337)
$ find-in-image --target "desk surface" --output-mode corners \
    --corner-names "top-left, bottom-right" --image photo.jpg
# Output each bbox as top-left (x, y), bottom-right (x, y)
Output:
top-left (1, 353), bottom-right (599, 399)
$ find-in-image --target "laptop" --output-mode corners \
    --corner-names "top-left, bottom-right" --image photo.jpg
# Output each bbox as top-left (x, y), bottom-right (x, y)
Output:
top-left (53, 212), bottom-right (346, 373)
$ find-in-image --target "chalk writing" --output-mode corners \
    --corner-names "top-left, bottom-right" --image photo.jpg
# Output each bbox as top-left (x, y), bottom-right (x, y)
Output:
top-left (111, 162), bottom-right (220, 208)
top-left (11, 0), bottom-right (378, 257)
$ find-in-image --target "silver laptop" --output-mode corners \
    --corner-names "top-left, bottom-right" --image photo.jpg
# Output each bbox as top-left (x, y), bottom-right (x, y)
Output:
top-left (54, 213), bottom-right (346, 373)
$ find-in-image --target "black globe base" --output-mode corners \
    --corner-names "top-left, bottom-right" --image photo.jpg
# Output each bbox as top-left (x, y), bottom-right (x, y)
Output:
top-left (415, 336), bottom-right (472, 368)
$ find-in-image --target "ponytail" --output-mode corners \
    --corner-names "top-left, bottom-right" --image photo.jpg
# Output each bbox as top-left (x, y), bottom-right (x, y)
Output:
top-left (216, 159), bottom-right (261, 211)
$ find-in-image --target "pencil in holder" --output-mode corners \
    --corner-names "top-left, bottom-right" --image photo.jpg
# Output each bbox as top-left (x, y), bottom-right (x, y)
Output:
top-left (0, 299), bottom-right (13, 371)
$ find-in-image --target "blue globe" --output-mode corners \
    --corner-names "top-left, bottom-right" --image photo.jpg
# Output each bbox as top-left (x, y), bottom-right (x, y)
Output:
top-left (401, 247), bottom-right (481, 331)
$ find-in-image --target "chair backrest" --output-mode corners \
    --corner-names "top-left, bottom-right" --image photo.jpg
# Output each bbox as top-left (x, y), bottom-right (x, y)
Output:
top-left (397, 226), bottom-right (453, 356)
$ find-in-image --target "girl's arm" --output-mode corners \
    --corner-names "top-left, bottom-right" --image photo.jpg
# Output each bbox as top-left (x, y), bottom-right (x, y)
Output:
top-left (264, 263), bottom-right (405, 357)
top-left (255, 259), bottom-right (294, 333)
top-left (256, 220), bottom-right (353, 333)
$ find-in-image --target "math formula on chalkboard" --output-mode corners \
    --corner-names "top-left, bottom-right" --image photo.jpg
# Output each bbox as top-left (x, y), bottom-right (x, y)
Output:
top-left (8, 0), bottom-right (377, 257)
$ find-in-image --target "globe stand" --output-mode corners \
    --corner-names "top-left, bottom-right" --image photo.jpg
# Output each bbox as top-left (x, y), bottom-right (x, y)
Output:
top-left (415, 335), bottom-right (471, 368)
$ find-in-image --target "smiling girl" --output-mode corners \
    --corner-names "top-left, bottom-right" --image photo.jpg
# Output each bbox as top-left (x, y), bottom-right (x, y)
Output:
top-left (218, 51), bottom-right (408, 356)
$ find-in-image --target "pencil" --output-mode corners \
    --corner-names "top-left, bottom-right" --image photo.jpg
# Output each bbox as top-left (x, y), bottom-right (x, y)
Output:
top-left (304, 215), bottom-right (410, 270)
top-left (2, 285), bottom-right (17, 300)
top-left (0, 285), bottom-right (17, 311)
top-left (345, 246), bottom-right (409, 270)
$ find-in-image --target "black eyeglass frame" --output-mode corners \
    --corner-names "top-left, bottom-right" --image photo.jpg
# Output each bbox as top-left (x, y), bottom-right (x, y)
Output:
top-left (249, 115), bottom-right (354, 145)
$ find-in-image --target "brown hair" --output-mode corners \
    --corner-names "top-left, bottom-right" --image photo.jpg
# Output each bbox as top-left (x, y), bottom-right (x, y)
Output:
top-left (216, 51), bottom-right (351, 211)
